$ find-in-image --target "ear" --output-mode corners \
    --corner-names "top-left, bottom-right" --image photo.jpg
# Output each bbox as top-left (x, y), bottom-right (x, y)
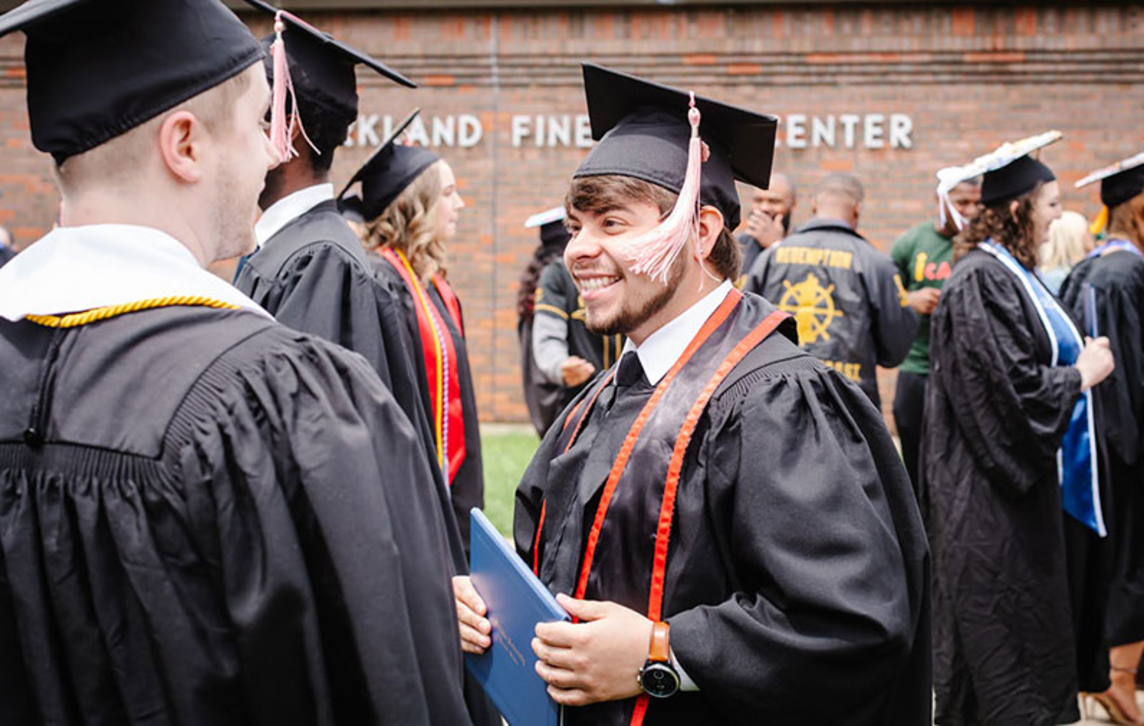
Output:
top-left (157, 110), bottom-right (206, 184)
top-left (694, 206), bottom-right (725, 260)
top-left (1009, 198), bottom-right (1020, 221)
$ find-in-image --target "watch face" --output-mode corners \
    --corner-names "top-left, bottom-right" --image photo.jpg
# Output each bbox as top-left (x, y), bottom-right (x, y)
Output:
top-left (639, 662), bottom-right (680, 698)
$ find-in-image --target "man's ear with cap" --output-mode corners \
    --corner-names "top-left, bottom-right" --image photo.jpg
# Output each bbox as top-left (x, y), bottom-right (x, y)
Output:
top-left (695, 205), bottom-right (725, 260)
top-left (157, 110), bottom-right (207, 184)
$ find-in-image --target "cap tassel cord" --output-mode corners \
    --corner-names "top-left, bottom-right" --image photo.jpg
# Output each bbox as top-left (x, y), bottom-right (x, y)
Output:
top-left (268, 11), bottom-right (318, 163)
top-left (1089, 205), bottom-right (1109, 236)
top-left (625, 92), bottom-right (707, 284)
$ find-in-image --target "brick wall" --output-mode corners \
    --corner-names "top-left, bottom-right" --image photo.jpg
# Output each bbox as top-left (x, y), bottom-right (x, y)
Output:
top-left (0, 4), bottom-right (1141, 422)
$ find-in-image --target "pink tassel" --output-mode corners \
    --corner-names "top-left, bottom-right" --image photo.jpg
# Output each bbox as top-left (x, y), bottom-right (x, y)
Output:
top-left (268, 12), bottom-right (317, 164)
top-left (625, 92), bottom-right (706, 284)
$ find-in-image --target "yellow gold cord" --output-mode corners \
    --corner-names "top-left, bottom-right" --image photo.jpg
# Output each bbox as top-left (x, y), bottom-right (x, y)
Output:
top-left (25, 295), bottom-right (240, 329)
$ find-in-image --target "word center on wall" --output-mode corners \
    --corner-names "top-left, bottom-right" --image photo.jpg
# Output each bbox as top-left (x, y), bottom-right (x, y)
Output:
top-left (344, 112), bottom-right (916, 151)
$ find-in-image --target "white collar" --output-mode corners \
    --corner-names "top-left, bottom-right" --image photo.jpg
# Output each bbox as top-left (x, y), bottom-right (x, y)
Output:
top-left (0, 224), bottom-right (270, 321)
top-left (254, 183), bottom-right (335, 247)
top-left (622, 279), bottom-right (734, 385)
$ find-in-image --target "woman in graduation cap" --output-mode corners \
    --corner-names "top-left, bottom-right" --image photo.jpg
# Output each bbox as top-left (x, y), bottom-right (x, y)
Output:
top-left (1060, 153), bottom-right (1144, 725)
top-left (342, 114), bottom-right (484, 551)
top-left (923, 133), bottom-right (1117, 725)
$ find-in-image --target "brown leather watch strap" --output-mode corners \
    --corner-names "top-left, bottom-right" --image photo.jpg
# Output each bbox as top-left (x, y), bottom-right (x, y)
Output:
top-left (648, 621), bottom-right (671, 664)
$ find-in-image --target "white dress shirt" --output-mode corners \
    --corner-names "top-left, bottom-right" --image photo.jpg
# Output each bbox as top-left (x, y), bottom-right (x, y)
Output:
top-left (254, 182), bottom-right (335, 248)
top-left (623, 279), bottom-right (735, 385)
top-left (0, 224), bottom-right (269, 321)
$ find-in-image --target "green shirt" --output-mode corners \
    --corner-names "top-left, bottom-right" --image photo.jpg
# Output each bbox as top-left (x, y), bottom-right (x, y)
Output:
top-left (891, 221), bottom-right (954, 374)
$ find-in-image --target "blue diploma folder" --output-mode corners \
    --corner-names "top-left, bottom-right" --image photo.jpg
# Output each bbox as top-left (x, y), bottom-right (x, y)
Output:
top-left (465, 508), bottom-right (568, 726)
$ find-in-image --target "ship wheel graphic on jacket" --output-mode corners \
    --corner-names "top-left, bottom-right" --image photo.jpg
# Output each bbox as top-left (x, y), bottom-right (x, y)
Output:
top-left (777, 272), bottom-right (844, 344)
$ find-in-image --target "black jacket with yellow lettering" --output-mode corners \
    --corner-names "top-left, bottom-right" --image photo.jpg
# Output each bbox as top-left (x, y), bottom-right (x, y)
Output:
top-left (745, 218), bottom-right (917, 407)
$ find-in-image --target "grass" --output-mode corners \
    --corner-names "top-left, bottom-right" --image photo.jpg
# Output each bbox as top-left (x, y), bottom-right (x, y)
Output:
top-left (480, 425), bottom-right (541, 537)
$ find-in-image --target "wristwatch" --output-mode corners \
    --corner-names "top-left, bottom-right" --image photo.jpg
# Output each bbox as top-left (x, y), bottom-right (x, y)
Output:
top-left (637, 621), bottom-right (680, 698)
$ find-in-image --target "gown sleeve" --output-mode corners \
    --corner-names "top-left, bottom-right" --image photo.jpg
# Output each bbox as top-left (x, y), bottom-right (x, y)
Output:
top-left (929, 261), bottom-right (1082, 497)
top-left (866, 251), bottom-right (918, 367)
top-left (1090, 268), bottom-right (1144, 466)
top-left (666, 365), bottom-right (928, 723)
top-left (177, 334), bottom-right (472, 726)
top-left (267, 245), bottom-right (394, 389)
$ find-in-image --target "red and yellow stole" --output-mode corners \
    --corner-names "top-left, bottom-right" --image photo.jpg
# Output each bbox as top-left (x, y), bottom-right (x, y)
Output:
top-left (381, 247), bottom-right (466, 484)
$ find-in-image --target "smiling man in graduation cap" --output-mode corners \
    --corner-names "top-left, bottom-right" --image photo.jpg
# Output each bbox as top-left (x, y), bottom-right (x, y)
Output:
top-left (454, 64), bottom-right (931, 726)
top-left (0, 1), bottom-right (473, 724)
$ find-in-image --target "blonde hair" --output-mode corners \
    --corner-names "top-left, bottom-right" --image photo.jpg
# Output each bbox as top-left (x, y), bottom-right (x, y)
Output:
top-left (1040, 210), bottom-right (1090, 271)
top-left (362, 160), bottom-right (446, 283)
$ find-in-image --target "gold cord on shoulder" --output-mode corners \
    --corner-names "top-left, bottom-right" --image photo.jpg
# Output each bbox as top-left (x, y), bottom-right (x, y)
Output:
top-left (25, 295), bottom-right (240, 329)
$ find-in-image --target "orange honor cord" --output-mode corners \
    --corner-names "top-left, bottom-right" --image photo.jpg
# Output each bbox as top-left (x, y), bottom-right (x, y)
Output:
top-left (534, 367), bottom-right (618, 576)
top-left (381, 248), bottom-right (466, 482)
top-left (572, 289), bottom-right (742, 611)
top-left (629, 309), bottom-right (788, 726)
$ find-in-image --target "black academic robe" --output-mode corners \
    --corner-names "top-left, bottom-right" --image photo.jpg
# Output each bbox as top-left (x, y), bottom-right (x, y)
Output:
top-left (516, 292), bottom-right (931, 726)
top-left (1060, 249), bottom-right (1144, 646)
top-left (0, 306), bottom-right (472, 726)
top-left (923, 248), bottom-right (1111, 726)
top-left (233, 202), bottom-right (468, 574)
top-left (367, 254), bottom-right (484, 552)
top-left (745, 219), bottom-right (917, 408)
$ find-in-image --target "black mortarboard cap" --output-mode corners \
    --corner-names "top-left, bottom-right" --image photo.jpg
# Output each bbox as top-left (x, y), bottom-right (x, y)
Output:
top-left (245, 0), bottom-right (414, 129)
top-left (338, 193), bottom-right (366, 225)
top-left (339, 109), bottom-right (439, 220)
top-left (0, 0), bottom-right (263, 164)
top-left (980, 155), bottom-right (1057, 207)
top-left (1076, 152), bottom-right (1144, 209)
top-left (573, 64), bottom-right (777, 230)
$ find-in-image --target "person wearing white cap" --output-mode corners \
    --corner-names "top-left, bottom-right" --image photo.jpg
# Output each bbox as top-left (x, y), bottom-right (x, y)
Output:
top-left (889, 168), bottom-right (982, 489)
top-left (1061, 151), bottom-right (1144, 725)
top-left (923, 131), bottom-right (1117, 725)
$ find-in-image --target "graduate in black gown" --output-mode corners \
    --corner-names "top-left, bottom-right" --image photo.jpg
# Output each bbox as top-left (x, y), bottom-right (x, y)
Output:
top-left (1061, 152), bottom-right (1144, 725)
top-left (518, 207), bottom-right (575, 436)
top-left (922, 132), bottom-right (1117, 726)
top-left (0, 2), bottom-right (471, 724)
top-left (454, 65), bottom-right (931, 726)
top-left (231, 6), bottom-right (469, 574)
top-left (340, 114), bottom-right (484, 552)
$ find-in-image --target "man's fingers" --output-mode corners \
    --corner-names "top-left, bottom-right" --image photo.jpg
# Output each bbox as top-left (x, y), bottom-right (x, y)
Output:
top-left (452, 576), bottom-right (487, 616)
top-left (535, 619), bottom-right (581, 647)
top-left (556, 593), bottom-right (609, 621)
top-left (547, 686), bottom-right (593, 707)
top-left (532, 637), bottom-right (583, 670)
top-left (460, 623), bottom-right (491, 652)
top-left (536, 660), bottom-right (586, 690)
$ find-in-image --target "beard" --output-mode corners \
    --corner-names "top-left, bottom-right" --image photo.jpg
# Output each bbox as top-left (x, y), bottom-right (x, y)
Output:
top-left (781, 212), bottom-right (792, 233)
top-left (586, 254), bottom-right (687, 336)
top-left (211, 163), bottom-right (259, 264)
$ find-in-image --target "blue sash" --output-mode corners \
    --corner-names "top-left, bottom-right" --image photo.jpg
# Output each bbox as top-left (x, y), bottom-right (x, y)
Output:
top-left (1085, 237), bottom-right (1144, 260)
top-left (979, 241), bottom-right (1105, 536)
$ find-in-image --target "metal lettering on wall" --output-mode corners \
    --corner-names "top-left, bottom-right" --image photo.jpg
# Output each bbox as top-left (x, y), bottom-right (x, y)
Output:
top-left (346, 113), bottom-right (914, 151)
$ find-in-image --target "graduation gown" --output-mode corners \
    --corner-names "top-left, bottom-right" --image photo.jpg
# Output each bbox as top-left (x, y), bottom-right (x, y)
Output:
top-left (0, 305), bottom-right (472, 726)
top-left (516, 292), bottom-right (931, 726)
top-left (923, 248), bottom-right (1111, 725)
top-left (368, 254), bottom-right (484, 551)
top-left (233, 202), bottom-right (467, 573)
top-left (1060, 247), bottom-right (1144, 646)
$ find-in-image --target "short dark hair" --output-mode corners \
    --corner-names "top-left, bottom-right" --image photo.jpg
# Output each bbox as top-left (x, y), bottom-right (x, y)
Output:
top-left (295, 97), bottom-right (353, 173)
top-left (566, 175), bottom-right (741, 281)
